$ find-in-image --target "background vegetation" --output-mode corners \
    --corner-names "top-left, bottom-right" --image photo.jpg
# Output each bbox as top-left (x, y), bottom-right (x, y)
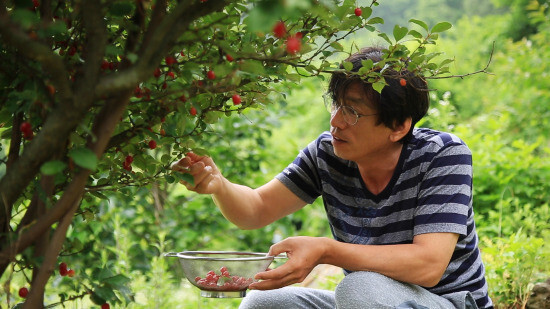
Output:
top-left (1, 0), bottom-right (549, 308)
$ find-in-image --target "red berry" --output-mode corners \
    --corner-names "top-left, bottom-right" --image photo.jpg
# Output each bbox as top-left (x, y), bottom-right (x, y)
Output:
top-left (167, 71), bottom-right (175, 79)
top-left (23, 130), bottom-right (34, 140)
top-left (125, 155), bottom-right (134, 164)
top-left (165, 56), bottom-right (177, 65)
top-left (46, 84), bottom-right (56, 96)
top-left (286, 36), bottom-right (301, 55)
top-left (226, 54), bottom-right (234, 62)
top-left (295, 32), bottom-right (303, 39)
top-left (354, 7), bottom-right (362, 17)
top-left (232, 94), bottom-right (241, 105)
top-left (400, 78), bottom-right (407, 86)
top-left (162, 82), bottom-right (167, 89)
top-left (101, 60), bottom-right (110, 70)
top-left (179, 95), bottom-right (187, 102)
top-left (32, 0), bottom-right (39, 8)
top-left (207, 70), bottom-right (216, 80)
top-left (134, 86), bottom-right (142, 98)
top-left (160, 129), bottom-right (166, 136)
top-left (19, 287), bottom-right (28, 298)
top-left (59, 262), bottom-right (68, 276)
top-left (154, 68), bottom-right (162, 78)
top-left (20, 122), bottom-right (32, 134)
top-left (148, 140), bottom-right (157, 149)
top-left (190, 107), bottom-right (197, 116)
top-left (101, 303), bottom-right (110, 309)
top-left (68, 46), bottom-right (77, 56)
top-left (67, 269), bottom-right (75, 277)
top-left (273, 21), bottom-right (286, 38)
top-left (123, 161), bottom-right (132, 172)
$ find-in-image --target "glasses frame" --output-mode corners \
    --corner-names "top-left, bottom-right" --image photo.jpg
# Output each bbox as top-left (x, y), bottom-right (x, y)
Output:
top-left (323, 93), bottom-right (378, 126)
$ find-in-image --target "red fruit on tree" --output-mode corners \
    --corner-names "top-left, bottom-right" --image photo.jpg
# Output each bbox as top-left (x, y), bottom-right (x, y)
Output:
top-left (32, 0), bottom-right (39, 8)
top-left (190, 107), bottom-right (198, 116)
top-left (400, 78), bottom-right (407, 86)
top-left (354, 7), bottom-right (362, 16)
top-left (179, 95), bottom-right (187, 102)
top-left (167, 71), bottom-right (175, 79)
top-left (46, 84), bottom-right (56, 96)
top-left (160, 129), bottom-right (166, 136)
top-left (59, 262), bottom-right (68, 276)
top-left (154, 68), bottom-right (162, 78)
top-left (226, 54), bottom-right (234, 62)
top-left (232, 94), bottom-right (242, 105)
top-left (207, 70), bottom-right (216, 80)
top-left (101, 304), bottom-right (110, 309)
top-left (67, 269), bottom-right (75, 277)
top-left (162, 82), bottom-right (167, 89)
top-left (123, 161), bottom-right (132, 172)
top-left (148, 140), bottom-right (157, 149)
top-left (101, 60), bottom-right (110, 70)
top-left (19, 287), bottom-right (29, 298)
top-left (273, 21), bottom-right (286, 38)
top-left (165, 56), bottom-right (177, 65)
top-left (286, 36), bottom-right (301, 55)
top-left (20, 122), bottom-right (32, 134)
top-left (125, 155), bottom-right (134, 164)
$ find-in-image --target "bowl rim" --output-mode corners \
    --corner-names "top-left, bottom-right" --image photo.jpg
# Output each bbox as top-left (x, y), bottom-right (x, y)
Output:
top-left (174, 251), bottom-right (275, 261)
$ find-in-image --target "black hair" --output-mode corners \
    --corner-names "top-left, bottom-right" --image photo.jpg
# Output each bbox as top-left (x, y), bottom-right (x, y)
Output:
top-left (327, 46), bottom-right (429, 143)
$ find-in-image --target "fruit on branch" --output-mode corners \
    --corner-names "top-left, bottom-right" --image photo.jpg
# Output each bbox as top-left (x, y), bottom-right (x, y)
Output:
top-left (67, 269), bottom-right (75, 277)
top-left (190, 107), bottom-right (197, 116)
top-left (355, 8), bottom-right (362, 17)
top-left (207, 70), bottom-right (216, 80)
top-left (273, 21), bottom-right (286, 38)
top-left (286, 35), bottom-right (301, 55)
top-left (19, 287), bottom-right (29, 298)
top-left (154, 68), bottom-right (162, 78)
top-left (232, 94), bottom-right (241, 105)
top-left (148, 140), bottom-right (157, 149)
top-left (165, 56), bottom-right (177, 66)
top-left (59, 262), bottom-right (68, 276)
top-left (101, 304), bottom-right (110, 309)
top-left (400, 78), bottom-right (407, 86)
top-left (226, 54), bottom-right (234, 62)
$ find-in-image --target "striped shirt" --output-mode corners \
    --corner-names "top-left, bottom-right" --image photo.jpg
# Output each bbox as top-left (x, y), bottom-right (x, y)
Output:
top-left (275, 128), bottom-right (493, 308)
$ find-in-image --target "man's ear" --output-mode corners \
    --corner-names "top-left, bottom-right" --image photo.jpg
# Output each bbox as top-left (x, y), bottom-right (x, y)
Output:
top-left (389, 117), bottom-right (412, 142)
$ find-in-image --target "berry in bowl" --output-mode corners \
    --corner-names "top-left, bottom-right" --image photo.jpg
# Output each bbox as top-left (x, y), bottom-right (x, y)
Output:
top-left (165, 251), bottom-right (278, 298)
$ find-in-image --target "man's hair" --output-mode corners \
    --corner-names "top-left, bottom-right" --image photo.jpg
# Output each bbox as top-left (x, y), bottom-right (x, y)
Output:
top-left (327, 46), bottom-right (429, 143)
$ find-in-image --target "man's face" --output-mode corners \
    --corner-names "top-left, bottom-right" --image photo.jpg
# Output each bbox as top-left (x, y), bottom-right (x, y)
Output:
top-left (329, 82), bottom-right (396, 164)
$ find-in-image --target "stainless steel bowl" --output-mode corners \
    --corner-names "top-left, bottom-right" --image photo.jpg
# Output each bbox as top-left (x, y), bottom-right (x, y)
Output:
top-left (165, 251), bottom-right (276, 298)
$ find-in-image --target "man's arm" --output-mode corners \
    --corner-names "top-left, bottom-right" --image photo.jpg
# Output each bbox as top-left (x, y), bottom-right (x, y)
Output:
top-left (250, 232), bottom-right (459, 289)
top-left (171, 153), bottom-right (307, 229)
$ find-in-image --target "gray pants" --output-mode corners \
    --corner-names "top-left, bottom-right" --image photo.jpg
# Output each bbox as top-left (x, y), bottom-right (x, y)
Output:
top-left (239, 271), bottom-right (477, 309)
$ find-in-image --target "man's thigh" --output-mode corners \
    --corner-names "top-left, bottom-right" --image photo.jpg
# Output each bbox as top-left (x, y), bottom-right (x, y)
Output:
top-left (239, 286), bottom-right (335, 309)
top-left (335, 271), bottom-right (457, 309)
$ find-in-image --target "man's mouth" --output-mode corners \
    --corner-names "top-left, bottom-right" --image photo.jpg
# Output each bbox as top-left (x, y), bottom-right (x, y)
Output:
top-left (331, 134), bottom-right (346, 143)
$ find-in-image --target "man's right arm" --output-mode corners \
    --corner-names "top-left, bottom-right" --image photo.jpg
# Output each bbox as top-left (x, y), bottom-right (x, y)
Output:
top-left (171, 152), bottom-right (307, 230)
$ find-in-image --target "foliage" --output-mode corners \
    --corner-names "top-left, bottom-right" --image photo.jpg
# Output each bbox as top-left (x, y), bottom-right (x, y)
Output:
top-left (0, 0), bottom-right (461, 307)
top-left (481, 231), bottom-right (550, 308)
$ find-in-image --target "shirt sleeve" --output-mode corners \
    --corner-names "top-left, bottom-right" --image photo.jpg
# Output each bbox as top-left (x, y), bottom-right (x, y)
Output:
top-left (413, 142), bottom-right (473, 236)
top-left (275, 135), bottom-right (325, 204)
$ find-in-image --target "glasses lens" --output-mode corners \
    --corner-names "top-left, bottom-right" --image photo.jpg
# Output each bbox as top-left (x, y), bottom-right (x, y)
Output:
top-left (341, 106), bottom-right (358, 125)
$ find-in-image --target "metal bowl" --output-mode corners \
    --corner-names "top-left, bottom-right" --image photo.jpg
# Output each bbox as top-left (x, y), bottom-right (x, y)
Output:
top-left (165, 251), bottom-right (276, 298)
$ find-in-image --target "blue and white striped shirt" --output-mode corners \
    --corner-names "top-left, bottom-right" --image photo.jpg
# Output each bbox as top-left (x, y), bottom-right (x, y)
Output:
top-left (275, 128), bottom-right (492, 308)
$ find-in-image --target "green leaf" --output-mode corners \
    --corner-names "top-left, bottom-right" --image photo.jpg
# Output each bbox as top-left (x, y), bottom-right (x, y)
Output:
top-left (372, 80), bottom-right (386, 93)
top-left (408, 29), bottom-right (423, 39)
top-left (393, 25), bottom-right (408, 42)
top-left (103, 274), bottom-right (131, 288)
top-left (342, 61), bottom-right (353, 71)
top-left (109, 2), bottom-right (134, 17)
top-left (329, 41), bottom-right (344, 51)
top-left (366, 17), bottom-right (384, 25)
top-left (174, 172), bottom-right (194, 186)
top-left (68, 148), bottom-right (98, 171)
top-left (378, 33), bottom-right (392, 45)
top-left (409, 18), bottom-right (428, 31)
top-left (431, 22), bottom-right (452, 33)
top-left (40, 160), bottom-right (67, 175)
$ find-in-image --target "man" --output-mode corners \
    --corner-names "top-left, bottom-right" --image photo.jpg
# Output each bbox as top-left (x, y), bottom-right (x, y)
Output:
top-left (172, 47), bottom-right (493, 309)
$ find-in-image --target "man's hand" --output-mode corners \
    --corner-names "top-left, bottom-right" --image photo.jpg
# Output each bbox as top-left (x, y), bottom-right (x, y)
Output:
top-left (170, 152), bottom-right (223, 194)
top-left (248, 236), bottom-right (330, 290)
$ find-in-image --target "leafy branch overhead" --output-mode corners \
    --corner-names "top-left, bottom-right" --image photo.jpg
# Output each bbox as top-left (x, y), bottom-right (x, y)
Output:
top-left (0, 0), bottom-right (489, 307)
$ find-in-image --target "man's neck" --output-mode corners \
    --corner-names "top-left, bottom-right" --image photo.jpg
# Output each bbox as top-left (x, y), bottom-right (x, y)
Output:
top-left (356, 143), bottom-right (403, 195)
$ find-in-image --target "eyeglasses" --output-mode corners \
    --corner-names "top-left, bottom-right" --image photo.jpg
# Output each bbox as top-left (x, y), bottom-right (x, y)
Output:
top-left (323, 94), bottom-right (378, 126)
